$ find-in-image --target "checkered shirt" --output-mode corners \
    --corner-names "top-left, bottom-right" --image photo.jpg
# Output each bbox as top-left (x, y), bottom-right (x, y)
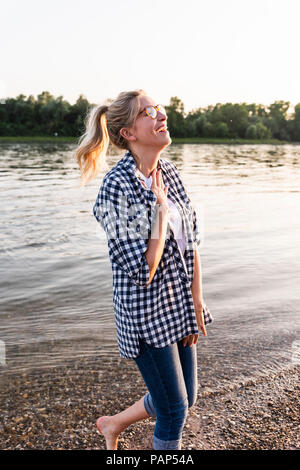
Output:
top-left (93, 149), bottom-right (213, 359)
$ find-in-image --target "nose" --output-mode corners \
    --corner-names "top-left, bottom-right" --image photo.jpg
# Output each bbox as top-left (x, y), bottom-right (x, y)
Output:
top-left (158, 109), bottom-right (167, 121)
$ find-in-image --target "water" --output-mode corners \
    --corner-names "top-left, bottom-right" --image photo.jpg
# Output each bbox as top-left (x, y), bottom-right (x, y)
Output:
top-left (0, 142), bottom-right (299, 391)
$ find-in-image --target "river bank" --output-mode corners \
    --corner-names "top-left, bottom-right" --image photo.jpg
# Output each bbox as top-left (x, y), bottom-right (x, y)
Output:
top-left (0, 357), bottom-right (298, 450)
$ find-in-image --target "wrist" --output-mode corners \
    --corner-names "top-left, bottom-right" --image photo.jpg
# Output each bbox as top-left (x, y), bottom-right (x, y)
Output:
top-left (156, 202), bottom-right (169, 212)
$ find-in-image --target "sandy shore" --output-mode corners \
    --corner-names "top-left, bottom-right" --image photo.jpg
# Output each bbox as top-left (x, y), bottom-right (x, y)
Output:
top-left (0, 356), bottom-right (299, 450)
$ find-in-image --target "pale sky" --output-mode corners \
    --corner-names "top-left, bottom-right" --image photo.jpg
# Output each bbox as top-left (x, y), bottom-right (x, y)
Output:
top-left (1, 0), bottom-right (299, 113)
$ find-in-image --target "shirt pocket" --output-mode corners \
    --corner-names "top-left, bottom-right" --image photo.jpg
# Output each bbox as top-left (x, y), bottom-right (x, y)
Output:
top-left (153, 248), bottom-right (173, 285)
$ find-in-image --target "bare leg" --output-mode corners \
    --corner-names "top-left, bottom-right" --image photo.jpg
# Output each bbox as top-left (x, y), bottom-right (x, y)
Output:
top-left (96, 394), bottom-right (151, 450)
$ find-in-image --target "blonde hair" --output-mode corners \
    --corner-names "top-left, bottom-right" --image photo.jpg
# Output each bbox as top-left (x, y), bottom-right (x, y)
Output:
top-left (75, 89), bottom-right (147, 186)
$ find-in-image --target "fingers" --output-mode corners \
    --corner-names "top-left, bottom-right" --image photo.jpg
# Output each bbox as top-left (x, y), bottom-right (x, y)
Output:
top-left (151, 168), bottom-right (161, 188)
top-left (182, 328), bottom-right (205, 347)
top-left (150, 169), bottom-right (158, 194)
top-left (182, 335), bottom-right (191, 347)
top-left (152, 168), bottom-right (164, 185)
top-left (182, 334), bottom-right (197, 347)
top-left (158, 169), bottom-right (168, 195)
top-left (156, 168), bottom-right (163, 188)
top-left (150, 168), bottom-right (168, 201)
top-left (151, 168), bottom-right (157, 187)
top-left (194, 307), bottom-right (208, 338)
top-left (201, 324), bottom-right (207, 337)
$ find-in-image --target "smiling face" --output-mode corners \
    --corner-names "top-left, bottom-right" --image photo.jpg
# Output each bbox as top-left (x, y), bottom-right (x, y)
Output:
top-left (120, 95), bottom-right (172, 152)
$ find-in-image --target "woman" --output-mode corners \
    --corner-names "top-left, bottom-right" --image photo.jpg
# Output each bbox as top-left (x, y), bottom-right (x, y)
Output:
top-left (75, 89), bottom-right (213, 450)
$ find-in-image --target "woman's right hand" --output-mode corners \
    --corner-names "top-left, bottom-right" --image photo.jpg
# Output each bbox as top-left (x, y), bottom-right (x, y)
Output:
top-left (151, 168), bottom-right (169, 205)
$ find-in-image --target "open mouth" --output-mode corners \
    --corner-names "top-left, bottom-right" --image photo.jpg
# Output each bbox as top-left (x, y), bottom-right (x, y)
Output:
top-left (157, 127), bottom-right (168, 133)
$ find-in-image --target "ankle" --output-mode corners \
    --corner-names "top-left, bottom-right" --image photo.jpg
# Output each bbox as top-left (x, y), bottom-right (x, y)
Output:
top-left (110, 414), bottom-right (129, 434)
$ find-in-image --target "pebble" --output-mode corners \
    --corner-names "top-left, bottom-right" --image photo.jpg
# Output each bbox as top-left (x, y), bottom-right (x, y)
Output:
top-left (0, 358), bottom-right (299, 450)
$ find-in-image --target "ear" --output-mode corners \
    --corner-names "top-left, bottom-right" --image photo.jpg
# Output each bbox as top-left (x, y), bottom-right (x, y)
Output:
top-left (120, 127), bottom-right (137, 142)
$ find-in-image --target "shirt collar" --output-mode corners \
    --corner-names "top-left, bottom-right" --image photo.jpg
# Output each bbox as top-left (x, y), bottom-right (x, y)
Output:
top-left (122, 149), bottom-right (166, 179)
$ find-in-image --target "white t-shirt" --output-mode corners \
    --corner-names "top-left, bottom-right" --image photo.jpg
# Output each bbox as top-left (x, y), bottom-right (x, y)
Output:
top-left (136, 171), bottom-right (186, 256)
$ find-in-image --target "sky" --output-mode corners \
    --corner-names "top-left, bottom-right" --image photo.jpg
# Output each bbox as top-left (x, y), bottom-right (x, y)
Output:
top-left (1, 0), bottom-right (299, 113)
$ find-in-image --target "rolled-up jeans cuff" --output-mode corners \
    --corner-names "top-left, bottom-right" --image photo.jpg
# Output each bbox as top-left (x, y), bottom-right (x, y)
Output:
top-left (144, 393), bottom-right (157, 418)
top-left (153, 434), bottom-right (182, 450)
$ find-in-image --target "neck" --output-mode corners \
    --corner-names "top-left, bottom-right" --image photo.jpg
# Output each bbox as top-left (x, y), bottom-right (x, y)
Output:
top-left (129, 147), bottom-right (162, 178)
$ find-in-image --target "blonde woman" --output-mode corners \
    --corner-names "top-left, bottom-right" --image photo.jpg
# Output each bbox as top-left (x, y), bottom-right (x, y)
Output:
top-left (76, 89), bottom-right (212, 450)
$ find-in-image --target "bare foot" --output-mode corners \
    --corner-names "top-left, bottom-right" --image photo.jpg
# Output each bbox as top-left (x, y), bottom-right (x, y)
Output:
top-left (96, 416), bottom-right (122, 450)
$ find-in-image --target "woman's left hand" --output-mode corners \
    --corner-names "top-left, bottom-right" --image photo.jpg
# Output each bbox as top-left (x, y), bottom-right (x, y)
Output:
top-left (182, 333), bottom-right (199, 347)
top-left (182, 301), bottom-right (207, 347)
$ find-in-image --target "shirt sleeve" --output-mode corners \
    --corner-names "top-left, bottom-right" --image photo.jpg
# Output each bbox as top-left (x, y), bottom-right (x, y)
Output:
top-left (93, 177), bottom-right (151, 287)
top-left (170, 163), bottom-right (202, 247)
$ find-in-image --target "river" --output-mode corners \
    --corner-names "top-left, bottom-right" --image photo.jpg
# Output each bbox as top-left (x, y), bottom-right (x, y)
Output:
top-left (0, 142), bottom-right (299, 392)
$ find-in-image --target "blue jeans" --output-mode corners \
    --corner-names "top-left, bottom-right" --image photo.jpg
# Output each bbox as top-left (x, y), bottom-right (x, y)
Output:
top-left (134, 337), bottom-right (198, 450)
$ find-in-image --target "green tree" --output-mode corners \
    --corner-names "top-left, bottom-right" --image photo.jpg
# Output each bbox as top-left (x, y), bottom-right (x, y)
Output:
top-left (266, 101), bottom-right (290, 140)
top-left (0, 91), bottom-right (298, 141)
top-left (216, 122), bottom-right (229, 137)
top-left (256, 122), bottom-right (271, 139)
top-left (290, 103), bottom-right (300, 141)
top-left (219, 103), bottom-right (249, 138)
top-left (165, 96), bottom-right (186, 137)
top-left (245, 124), bottom-right (257, 139)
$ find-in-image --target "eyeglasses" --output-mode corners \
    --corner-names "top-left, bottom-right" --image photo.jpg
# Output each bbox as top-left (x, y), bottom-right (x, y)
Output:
top-left (137, 104), bottom-right (166, 119)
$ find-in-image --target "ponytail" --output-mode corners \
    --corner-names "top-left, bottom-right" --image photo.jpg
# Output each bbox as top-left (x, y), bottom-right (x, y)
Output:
top-left (75, 104), bottom-right (110, 187)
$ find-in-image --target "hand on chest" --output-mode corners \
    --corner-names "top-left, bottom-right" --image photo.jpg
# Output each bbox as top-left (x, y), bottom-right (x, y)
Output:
top-left (136, 171), bottom-right (185, 243)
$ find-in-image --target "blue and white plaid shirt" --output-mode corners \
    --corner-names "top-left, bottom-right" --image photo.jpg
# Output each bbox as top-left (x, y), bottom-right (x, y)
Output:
top-left (93, 149), bottom-right (213, 359)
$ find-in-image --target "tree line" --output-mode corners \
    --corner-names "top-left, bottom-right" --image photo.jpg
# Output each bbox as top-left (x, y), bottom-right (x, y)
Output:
top-left (0, 91), bottom-right (299, 141)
